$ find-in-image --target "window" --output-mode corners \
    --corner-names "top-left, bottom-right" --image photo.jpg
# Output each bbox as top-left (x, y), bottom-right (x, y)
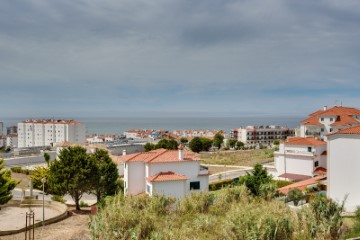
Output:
top-left (329, 128), bottom-right (333, 132)
top-left (190, 181), bottom-right (200, 190)
top-left (321, 128), bottom-right (324, 132)
top-left (330, 118), bottom-right (333, 121)
top-left (320, 117), bottom-right (324, 121)
top-left (307, 147), bottom-right (312, 152)
top-left (314, 161), bottom-right (319, 167)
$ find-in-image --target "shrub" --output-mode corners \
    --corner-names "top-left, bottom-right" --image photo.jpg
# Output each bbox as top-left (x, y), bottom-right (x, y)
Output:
top-left (209, 179), bottom-right (236, 191)
top-left (10, 167), bottom-right (22, 173)
top-left (80, 201), bottom-right (89, 207)
top-left (272, 180), bottom-right (293, 188)
top-left (51, 195), bottom-right (66, 203)
top-left (288, 189), bottom-right (304, 206)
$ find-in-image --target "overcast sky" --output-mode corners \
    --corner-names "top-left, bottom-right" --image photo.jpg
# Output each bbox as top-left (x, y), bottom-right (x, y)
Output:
top-left (1, 0), bottom-right (360, 118)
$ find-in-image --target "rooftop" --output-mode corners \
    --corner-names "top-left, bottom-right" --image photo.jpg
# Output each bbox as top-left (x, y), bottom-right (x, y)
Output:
top-left (121, 148), bottom-right (199, 163)
top-left (285, 137), bottom-right (326, 146)
top-left (302, 106), bottom-right (360, 126)
top-left (147, 171), bottom-right (188, 182)
top-left (328, 125), bottom-right (360, 135)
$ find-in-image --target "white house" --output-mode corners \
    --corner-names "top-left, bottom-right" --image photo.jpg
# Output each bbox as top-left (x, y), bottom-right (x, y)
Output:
top-left (327, 125), bottom-right (360, 212)
top-left (17, 119), bottom-right (86, 148)
top-left (122, 146), bottom-right (209, 198)
top-left (274, 137), bottom-right (327, 181)
top-left (299, 106), bottom-right (360, 141)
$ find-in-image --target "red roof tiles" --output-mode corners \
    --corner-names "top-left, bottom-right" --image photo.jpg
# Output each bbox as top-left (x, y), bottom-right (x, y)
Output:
top-left (278, 176), bottom-right (326, 195)
top-left (285, 137), bottom-right (326, 146)
top-left (122, 148), bottom-right (199, 163)
top-left (302, 106), bottom-right (360, 126)
top-left (328, 125), bottom-right (360, 135)
top-left (147, 171), bottom-right (188, 182)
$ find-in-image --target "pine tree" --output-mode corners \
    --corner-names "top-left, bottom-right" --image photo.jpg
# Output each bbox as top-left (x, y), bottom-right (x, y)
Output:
top-left (0, 158), bottom-right (19, 205)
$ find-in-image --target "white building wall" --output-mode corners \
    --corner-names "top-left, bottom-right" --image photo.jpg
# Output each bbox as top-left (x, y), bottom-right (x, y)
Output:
top-left (150, 180), bottom-right (186, 198)
top-left (147, 161), bottom-right (208, 194)
top-left (124, 162), bottom-right (145, 195)
top-left (328, 135), bottom-right (360, 212)
top-left (275, 143), bottom-right (326, 177)
top-left (6, 136), bottom-right (18, 148)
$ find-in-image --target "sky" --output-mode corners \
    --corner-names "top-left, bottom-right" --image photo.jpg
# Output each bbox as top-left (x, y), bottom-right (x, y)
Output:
top-left (1, 0), bottom-right (360, 118)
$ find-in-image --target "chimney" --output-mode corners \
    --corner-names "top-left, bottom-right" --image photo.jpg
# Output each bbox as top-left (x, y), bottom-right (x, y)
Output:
top-left (122, 149), bottom-right (127, 156)
top-left (178, 144), bottom-right (184, 160)
top-left (323, 106), bottom-right (327, 111)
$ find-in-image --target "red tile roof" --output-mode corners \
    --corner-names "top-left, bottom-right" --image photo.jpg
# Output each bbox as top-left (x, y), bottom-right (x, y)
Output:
top-left (278, 176), bottom-right (326, 195)
top-left (328, 125), bottom-right (360, 135)
top-left (147, 171), bottom-right (188, 182)
top-left (285, 137), bottom-right (326, 146)
top-left (121, 148), bottom-right (200, 163)
top-left (302, 106), bottom-right (360, 126)
top-left (277, 173), bottom-right (313, 181)
top-left (313, 167), bottom-right (327, 176)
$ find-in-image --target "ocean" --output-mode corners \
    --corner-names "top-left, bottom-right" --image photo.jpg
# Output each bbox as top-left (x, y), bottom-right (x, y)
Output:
top-left (1, 116), bottom-right (302, 135)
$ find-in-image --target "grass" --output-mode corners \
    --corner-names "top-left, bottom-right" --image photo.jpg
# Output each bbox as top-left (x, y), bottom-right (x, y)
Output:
top-left (90, 186), bottom-right (347, 240)
top-left (199, 149), bottom-right (275, 166)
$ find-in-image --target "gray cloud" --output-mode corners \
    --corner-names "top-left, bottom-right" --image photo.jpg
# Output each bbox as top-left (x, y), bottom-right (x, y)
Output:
top-left (0, 0), bottom-right (360, 117)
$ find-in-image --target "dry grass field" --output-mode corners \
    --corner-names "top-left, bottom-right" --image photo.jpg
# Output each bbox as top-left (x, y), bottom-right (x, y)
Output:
top-left (199, 149), bottom-right (274, 166)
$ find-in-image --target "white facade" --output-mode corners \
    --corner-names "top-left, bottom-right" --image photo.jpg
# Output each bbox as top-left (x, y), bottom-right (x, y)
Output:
top-left (327, 130), bottom-right (360, 212)
top-left (86, 135), bottom-right (116, 143)
top-left (6, 135), bottom-right (18, 148)
top-left (274, 137), bottom-right (326, 180)
top-left (17, 119), bottom-right (86, 148)
top-left (235, 125), bottom-right (294, 146)
top-left (123, 148), bottom-right (209, 198)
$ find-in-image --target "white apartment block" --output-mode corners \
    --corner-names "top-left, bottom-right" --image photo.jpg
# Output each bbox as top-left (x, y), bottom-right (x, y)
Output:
top-left (6, 134), bottom-right (18, 148)
top-left (233, 125), bottom-right (294, 146)
top-left (274, 137), bottom-right (327, 181)
top-left (327, 125), bottom-right (360, 212)
top-left (299, 106), bottom-right (360, 141)
top-left (17, 119), bottom-right (86, 148)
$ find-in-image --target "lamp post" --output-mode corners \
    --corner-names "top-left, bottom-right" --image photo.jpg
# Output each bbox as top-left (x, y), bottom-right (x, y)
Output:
top-left (41, 178), bottom-right (46, 226)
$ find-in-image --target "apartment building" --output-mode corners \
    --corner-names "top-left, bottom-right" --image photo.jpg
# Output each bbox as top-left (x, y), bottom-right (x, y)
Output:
top-left (17, 119), bottom-right (86, 148)
top-left (299, 106), bottom-right (360, 141)
top-left (233, 125), bottom-right (294, 146)
top-left (7, 125), bottom-right (17, 135)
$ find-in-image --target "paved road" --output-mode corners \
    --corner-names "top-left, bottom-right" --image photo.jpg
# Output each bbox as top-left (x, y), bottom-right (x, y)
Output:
top-left (11, 188), bottom-right (97, 205)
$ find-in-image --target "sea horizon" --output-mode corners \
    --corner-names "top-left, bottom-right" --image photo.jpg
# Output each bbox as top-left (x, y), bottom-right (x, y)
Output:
top-left (1, 116), bottom-right (302, 136)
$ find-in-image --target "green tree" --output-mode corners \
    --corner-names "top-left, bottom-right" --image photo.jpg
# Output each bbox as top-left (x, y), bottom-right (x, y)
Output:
top-left (236, 141), bottom-right (244, 150)
top-left (144, 142), bottom-right (155, 152)
top-left (259, 182), bottom-right (277, 201)
top-left (241, 163), bottom-right (272, 196)
top-left (200, 138), bottom-right (213, 151)
top-left (228, 139), bottom-right (237, 149)
top-left (31, 166), bottom-right (50, 191)
top-left (189, 137), bottom-right (203, 153)
top-left (288, 188), bottom-right (304, 206)
top-left (91, 150), bottom-right (119, 202)
top-left (48, 146), bottom-right (98, 210)
top-left (0, 158), bottom-right (19, 205)
top-left (213, 132), bottom-right (224, 149)
top-left (180, 137), bottom-right (188, 144)
top-left (273, 140), bottom-right (280, 146)
top-left (43, 152), bottom-right (50, 167)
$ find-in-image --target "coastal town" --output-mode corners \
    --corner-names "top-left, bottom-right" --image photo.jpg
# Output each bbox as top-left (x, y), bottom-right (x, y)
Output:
top-left (1, 105), bottom-right (360, 239)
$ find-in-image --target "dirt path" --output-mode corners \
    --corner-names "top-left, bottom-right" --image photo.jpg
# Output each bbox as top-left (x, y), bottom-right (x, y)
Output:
top-left (0, 209), bottom-right (91, 240)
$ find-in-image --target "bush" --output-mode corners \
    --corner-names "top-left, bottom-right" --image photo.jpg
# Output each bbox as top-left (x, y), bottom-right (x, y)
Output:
top-left (51, 195), bottom-right (66, 203)
top-left (209, 179), bottom-right (236, 191)
top-left (30, 166), bottom-right (50, 191)
top-left (80, 201), bottom-right (89, 207)
top-left (288, 188), bottom-right (304, 206)
top-left (10, 167), bottom-right (22, 173)
top-left (272, 180), bottom-right (293, 188)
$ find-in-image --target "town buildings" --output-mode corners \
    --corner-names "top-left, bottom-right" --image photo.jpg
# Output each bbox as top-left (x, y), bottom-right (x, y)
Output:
top-left (122, 146), bottom-right (209, 198)
top-left (274, 137), bottom-right (327, 181)
top-left (299, 106), bottom-right (360, 141)
top-left (232, 125), bottom-right (294, 146)
top-left (6, 125), bottom-right (17, 135)
top-left (0, 122), bottom-right (3, 135)
top-left (86, 134), bottom-right (118, 144)
top-left (17, 119), bottom-right (86, 148)
top-left (327, 125), bottom-right (360, 212)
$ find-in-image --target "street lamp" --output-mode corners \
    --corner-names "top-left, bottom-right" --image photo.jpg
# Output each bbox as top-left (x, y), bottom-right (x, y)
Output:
top-left (41, 178), bottom-right (46, 226)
